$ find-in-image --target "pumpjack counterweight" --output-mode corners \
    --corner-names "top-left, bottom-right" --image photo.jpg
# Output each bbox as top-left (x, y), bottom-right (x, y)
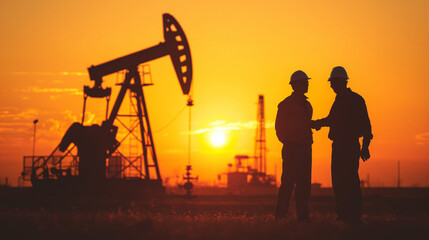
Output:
top-left (22, 13), bottom-right (193, 196)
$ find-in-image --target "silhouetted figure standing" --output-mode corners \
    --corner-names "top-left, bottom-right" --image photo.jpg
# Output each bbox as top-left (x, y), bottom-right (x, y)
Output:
top-left (275, 70), bottom-right (313, 221)
top-left (313, 66), bottom-right (372, 225)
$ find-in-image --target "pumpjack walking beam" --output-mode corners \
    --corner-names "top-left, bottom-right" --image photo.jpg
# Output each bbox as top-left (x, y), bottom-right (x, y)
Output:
top-left (88, 14), bottom-right (192, 95)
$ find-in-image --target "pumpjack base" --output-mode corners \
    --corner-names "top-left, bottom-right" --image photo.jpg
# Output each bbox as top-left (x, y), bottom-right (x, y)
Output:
top-left (31, 178), bottom-right (165, 199)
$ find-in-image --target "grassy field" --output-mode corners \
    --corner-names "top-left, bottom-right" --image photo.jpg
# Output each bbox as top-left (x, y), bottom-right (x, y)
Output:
top-left (1, 189), bottom-right (428, 240)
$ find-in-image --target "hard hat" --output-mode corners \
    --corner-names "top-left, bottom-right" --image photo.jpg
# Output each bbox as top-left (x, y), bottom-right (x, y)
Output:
top-left (290, 70), bottom-right (310, 84)
top-left (328, 66), bottom-right (349, 81)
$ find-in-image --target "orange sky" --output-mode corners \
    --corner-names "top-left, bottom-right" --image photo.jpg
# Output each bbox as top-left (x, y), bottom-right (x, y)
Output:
top-left (1, 0), bottom-right (428, 187)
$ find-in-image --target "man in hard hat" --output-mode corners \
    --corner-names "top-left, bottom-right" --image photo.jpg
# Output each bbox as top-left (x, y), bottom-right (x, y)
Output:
top-left (275, 70), bottom-right (313, 221)
top-left (313, 66), bottom-right (373, 225)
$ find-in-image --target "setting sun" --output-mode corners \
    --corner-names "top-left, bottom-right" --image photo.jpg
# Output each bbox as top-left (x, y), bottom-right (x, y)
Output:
top-left (0, 2), bottom-right (428, 238)
top-left (210, 131), bottom-right (227, 147)
top-left (0, 0), bottom-right (428, 189)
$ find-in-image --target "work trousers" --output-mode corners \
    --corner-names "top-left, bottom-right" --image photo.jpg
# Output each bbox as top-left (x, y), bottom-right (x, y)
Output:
top-left (331, 140), bottom-right (362, 222)
top-left (276, 142), bottom-right (312, 220)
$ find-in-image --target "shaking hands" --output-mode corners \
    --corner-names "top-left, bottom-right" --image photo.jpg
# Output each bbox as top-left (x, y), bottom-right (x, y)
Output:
top-left (311, 120), bottom-right (322, 131)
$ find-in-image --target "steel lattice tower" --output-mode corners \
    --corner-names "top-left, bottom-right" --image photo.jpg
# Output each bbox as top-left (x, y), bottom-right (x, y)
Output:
top-left (254, 95), bottom-right (266, 174)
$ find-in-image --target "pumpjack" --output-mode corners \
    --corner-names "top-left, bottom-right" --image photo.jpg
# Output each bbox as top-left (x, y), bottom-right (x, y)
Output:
top-left (21, 13), bottom-right (193, 196)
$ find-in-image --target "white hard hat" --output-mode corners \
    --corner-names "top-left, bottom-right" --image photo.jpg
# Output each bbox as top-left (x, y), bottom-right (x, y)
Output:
top-left (290, 70), bottom-right (310, 84)
top-left (329, 66), bottom-right (349, 81)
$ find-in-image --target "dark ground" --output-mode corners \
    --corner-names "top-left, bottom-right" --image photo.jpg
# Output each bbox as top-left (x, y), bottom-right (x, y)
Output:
top-left (0, 187), bottom-right (428, 240)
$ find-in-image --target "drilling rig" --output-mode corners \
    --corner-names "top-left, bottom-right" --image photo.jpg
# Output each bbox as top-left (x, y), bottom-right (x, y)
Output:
top-left (220, 95), bottom-right (276, 194)
top-left (21, 14), bottom-right (193, 196)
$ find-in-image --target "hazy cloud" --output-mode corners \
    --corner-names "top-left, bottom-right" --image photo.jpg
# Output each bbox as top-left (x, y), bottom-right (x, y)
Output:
top-left (0, 108), bottom-right (39, 121)
top-left (9, 71), bottom-right (88, 76)
top-left (0, 108), bottom-right (81, 143)
top-left (46, 118), bottom-right (61, 132)
top-left (0, 109), bottom-right (39, 140)
top-left (415, 132), bottom-right (429, 145)
top-left (19, 87), bottom-right (82, 95)
top-left (189, 120), bottom-right (274, 135)
top-left (83, 111), bottom-right (96, 125)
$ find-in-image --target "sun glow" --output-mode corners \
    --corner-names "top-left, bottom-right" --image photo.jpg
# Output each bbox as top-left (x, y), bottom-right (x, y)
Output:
top-left (210, 131), bottom-right (227, 147)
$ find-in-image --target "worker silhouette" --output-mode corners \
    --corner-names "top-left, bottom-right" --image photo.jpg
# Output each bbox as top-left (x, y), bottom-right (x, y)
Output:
top-left (313, 66), bottom-right (373, 225)
top-left (275, 70), bottom-right (313, 221)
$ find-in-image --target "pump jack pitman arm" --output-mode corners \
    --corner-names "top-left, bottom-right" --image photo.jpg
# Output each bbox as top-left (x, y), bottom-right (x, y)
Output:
top-left (87, 13), bottom-right (193, 95)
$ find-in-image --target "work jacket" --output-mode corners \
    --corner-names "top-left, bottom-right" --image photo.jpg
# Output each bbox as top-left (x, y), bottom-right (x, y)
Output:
top-left (275, 92), bottom-right (313, 144)
top-left (323, 88), bottom-right (373, 141)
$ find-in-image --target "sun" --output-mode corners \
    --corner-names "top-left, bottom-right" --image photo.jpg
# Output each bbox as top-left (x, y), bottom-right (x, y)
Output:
top-left (210, 131), bottom-right (227, 147)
